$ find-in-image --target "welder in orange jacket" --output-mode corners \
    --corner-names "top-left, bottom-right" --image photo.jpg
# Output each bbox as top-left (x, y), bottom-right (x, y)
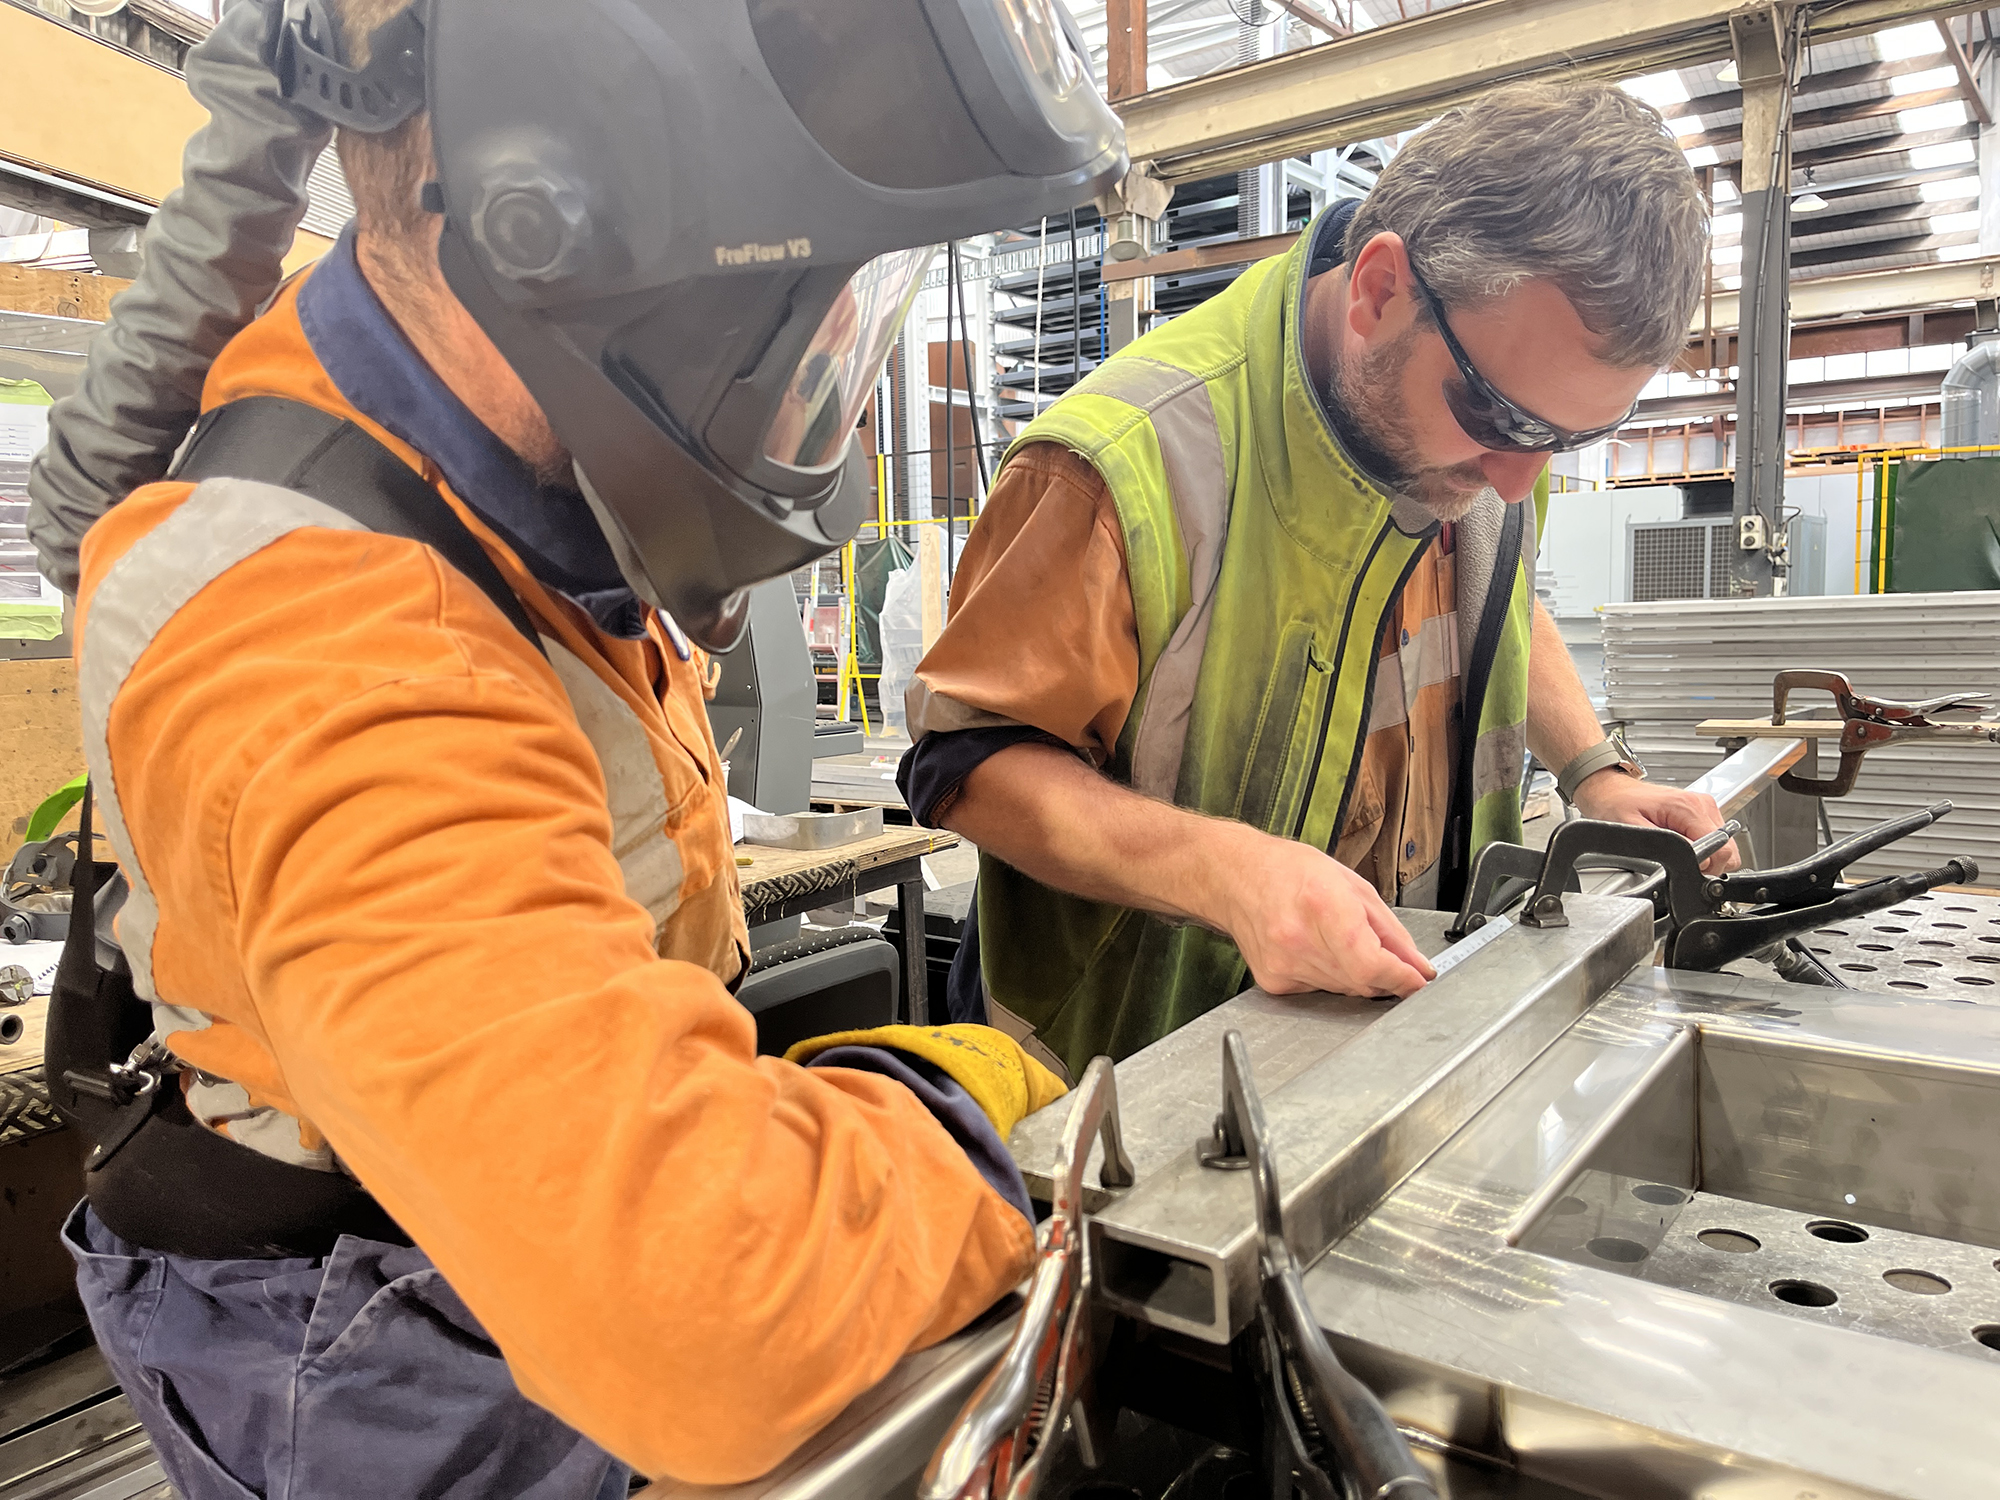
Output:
top-left (29, 0), bottom-right (1125, 1493)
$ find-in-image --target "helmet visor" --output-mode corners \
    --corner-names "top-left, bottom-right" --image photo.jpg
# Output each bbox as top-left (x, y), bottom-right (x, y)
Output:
top-left (762, 244), bottom-right (939, 473)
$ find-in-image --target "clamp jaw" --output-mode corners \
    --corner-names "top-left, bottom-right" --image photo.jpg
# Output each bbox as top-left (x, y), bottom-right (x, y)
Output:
top-left (1452, 802), bottom-right (1977, 977)
top-left (1199, 1033), bottom-right (1438, 1500)
top-left (922, 1058), bottom-right (1134, 1500)
top-left (1773, 669), bottom-right (1999, 798)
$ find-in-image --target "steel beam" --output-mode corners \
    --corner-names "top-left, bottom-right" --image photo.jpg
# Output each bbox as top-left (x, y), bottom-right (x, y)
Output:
top-left (1699, 254), bottom-right (2000, 329)
top-left (1731, 7), bottom-right (1797, 599)
top-left (1115, 0), bottom-right (1992, 182)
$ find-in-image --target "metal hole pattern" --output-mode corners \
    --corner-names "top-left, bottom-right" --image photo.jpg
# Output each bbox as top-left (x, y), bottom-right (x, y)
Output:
top-left (1528, 1174), bottom-right (2000, 1362)
top-left (1805, 891), bottom-right (2000, 1001)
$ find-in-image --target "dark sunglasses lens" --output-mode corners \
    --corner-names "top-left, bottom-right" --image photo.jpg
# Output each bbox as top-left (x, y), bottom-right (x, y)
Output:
top-left (1441, 377), bottom-right (1561, 453)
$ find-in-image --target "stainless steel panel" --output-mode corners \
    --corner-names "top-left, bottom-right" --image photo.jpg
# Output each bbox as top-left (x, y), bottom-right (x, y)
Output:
top-left (1025, 896), bottom-right (1655, 1344)
top-left (1528, 1179), bottom-right (2000, 1360)
top-left (738, 807), bottom-right (885, 851)
top-left (0, 1347), bottom-right (116, 1446)
top-left (642, 1301), bottom-right (1017, 1500)
top-left (1697, 1028), bottom-right (2000, 1249)
top-left (1305, 966), bottom-right (2000, 1499)
top-left (1008, 912), bottom-right (1463, 1207)
top-left (1797, 888), bottom-right (2000, 1000)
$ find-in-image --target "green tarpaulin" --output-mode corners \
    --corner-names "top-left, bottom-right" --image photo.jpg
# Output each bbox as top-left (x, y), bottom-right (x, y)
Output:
top-left (851, 535), bottom-right (913, 671)
top-left (1891, 456), bottom-right (2000, 594)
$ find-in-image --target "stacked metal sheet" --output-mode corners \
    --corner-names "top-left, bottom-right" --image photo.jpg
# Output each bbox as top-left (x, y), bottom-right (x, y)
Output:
top-left (1600, 592), bottom-right (2000, 880)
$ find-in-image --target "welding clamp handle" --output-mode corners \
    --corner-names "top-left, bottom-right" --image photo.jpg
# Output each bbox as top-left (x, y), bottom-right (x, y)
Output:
top-left (1710, 800), bottom-right (1952, 909)
top-left (1670, 855), bottom-right (1979, 972)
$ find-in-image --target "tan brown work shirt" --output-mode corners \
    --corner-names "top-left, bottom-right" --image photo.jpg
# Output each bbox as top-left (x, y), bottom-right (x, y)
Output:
top-left (911, 443), bottom-right (1462, 901)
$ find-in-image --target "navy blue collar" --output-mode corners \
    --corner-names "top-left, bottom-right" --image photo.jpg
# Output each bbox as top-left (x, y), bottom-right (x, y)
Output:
top-left (296, 228), bottom-right (649, 641)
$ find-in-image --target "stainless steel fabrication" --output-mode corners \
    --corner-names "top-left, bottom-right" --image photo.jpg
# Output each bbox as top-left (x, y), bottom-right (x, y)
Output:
top-left (653, 781), bottom-right (1999, 1498)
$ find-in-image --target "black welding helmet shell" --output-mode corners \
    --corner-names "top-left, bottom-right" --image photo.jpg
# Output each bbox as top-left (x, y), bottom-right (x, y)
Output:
top-left (424, 0), bottom-right (1125, 649)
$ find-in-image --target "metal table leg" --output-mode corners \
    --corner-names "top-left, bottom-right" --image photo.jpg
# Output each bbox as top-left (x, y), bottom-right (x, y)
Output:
top-left (899, 876), bottom-right (928, 1025)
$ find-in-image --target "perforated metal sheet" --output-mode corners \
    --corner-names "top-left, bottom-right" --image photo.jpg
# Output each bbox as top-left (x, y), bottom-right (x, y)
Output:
top-left (1798, 889), bottom-right (2000, 1001)
top-left (1528, 1171), bottom-right (2000, 1363)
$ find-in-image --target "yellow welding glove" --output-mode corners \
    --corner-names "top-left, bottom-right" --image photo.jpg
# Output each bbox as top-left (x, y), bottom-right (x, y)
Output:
top-left (786, 1024), bottom-right (1069, 1137)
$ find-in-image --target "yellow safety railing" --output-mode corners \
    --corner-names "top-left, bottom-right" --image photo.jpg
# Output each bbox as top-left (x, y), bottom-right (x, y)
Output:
top-left (829, 449), bottom-right (995, 735)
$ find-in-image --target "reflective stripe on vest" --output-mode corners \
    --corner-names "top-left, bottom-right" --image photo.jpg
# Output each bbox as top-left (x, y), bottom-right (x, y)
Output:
top-left (79, 476), bottom-right (687, 1169)
top-left (1073, 357), bottom-right (1231, 803)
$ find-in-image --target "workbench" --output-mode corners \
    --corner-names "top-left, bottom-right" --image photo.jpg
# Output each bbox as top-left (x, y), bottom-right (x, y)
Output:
top-left (0, 993), bottom-right (56, 1149)
top-left (736, 827), bottom-right (959, 1025)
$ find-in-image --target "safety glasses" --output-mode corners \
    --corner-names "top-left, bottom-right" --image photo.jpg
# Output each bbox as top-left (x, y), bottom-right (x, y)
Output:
top-left (1406, 256), bottom-right (1636, 454)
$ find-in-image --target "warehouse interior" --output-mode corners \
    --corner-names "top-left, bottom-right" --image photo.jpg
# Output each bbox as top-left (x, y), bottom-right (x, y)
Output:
top-left (5, 1), bottom-right (2000, 1497)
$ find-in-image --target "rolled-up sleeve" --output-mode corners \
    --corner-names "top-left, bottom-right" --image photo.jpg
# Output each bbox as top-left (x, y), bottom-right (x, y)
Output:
top-left (901, 443), bottom-right (1140, 823)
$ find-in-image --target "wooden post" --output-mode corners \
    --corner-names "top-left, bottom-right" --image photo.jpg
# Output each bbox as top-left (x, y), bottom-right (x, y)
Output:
top-left (1106, 0), bottom-right (1147, 102)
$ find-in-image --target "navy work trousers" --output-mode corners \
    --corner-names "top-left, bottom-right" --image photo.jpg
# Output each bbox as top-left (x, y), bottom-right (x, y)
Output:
top-left (64, 1203), bottom-right (631, 1499)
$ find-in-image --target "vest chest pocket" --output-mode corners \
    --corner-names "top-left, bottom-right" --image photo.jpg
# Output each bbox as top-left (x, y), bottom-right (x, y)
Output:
top-left (1231, 621), bottom-right (1329, 836)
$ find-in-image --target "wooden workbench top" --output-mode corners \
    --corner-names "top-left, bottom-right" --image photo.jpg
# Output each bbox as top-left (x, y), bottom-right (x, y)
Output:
top-left (0, 994), bottom-right (47, 1078)
top-left (736, 827), bottom-right (958, 912)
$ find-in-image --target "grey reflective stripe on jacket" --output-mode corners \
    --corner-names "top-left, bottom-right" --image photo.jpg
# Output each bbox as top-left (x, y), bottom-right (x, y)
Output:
top-left (80, 476), bottom-right (687, 1170)
top-left (1076, 358), bottom-right (1229, 804)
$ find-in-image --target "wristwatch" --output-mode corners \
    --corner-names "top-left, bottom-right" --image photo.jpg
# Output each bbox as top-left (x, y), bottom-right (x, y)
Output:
top-left (1556, 735), bottom-right (1646, 804)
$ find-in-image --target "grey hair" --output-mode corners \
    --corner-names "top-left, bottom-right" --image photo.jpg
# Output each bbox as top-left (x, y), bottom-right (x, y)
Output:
top-left (1344, 81), bottom-right (1709, 370)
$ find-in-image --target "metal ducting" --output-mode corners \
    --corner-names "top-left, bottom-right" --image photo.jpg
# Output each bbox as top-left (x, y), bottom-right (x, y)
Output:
top-left (1940, 336), bottom-right (2000, 453)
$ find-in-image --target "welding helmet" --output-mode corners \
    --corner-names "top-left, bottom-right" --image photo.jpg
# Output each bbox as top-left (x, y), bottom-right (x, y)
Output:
top-left (279, 0), bottom-right (1123, 648)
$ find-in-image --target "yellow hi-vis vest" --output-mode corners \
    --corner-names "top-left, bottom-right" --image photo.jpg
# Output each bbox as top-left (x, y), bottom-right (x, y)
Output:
top-left (977, 207), bottom-right (1537, 1073)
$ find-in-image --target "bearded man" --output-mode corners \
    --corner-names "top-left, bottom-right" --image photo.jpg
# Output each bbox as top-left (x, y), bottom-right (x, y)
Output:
top-left (896, 81), bottom-right (1739, 1076)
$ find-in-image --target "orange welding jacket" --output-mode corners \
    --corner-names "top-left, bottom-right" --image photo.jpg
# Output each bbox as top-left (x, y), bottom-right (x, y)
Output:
top-left (71, 266), bottom-right (1032, 1482)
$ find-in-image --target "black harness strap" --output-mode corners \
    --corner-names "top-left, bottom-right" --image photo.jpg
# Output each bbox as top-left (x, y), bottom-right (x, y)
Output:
top-left (47, 396), bottom-right (551, 1260)
top-left (172, 396), bottom-right (547, 654)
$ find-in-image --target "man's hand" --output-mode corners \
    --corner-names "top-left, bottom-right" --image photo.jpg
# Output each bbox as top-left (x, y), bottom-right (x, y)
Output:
top-left (1571, 770), bottom-right (1742, 873)
top-left (946, 742), bottom-right (1436, 1001)
top-left (1206, 825), bottom-right (1436, 998)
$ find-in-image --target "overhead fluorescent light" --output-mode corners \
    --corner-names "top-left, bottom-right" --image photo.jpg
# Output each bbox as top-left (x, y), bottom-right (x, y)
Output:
top-left (1712, 177), bottom-right (1740, 203)
top-left (1673, 113), bottom-right (1707, 139)
top-left (1711, 212), bottom-right (1743, 235)
top-left (1937, 243), bottom-right (1988, 262)
top-left (1929, 209), bottom-right (1982, 235)
top-left (1685, 145), bottom-right (1721, 168)
top-left (1875, 21), bottom-right (1946, 61)
top-left (1712, 243), bottom-right (1744, 266)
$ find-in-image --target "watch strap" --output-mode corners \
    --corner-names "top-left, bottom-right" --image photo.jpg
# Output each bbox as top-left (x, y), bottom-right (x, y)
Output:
top-left (1556, 739), bottom-right (1635, 803)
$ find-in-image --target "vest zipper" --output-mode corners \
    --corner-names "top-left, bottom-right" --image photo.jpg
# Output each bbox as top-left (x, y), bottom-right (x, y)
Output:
top-left (1289, 525), bottom-right (1431, 845)
top-left (1438, 499), bottom-right (1527, 907)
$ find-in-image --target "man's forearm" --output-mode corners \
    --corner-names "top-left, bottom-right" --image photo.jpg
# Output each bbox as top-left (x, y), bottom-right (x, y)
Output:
top-left (1525, 596), bottom-right (1607, 771)
top-left (939, 740), bottom-right (1436, 998)
top-left (940, 741), bottom-right (1249, 930)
